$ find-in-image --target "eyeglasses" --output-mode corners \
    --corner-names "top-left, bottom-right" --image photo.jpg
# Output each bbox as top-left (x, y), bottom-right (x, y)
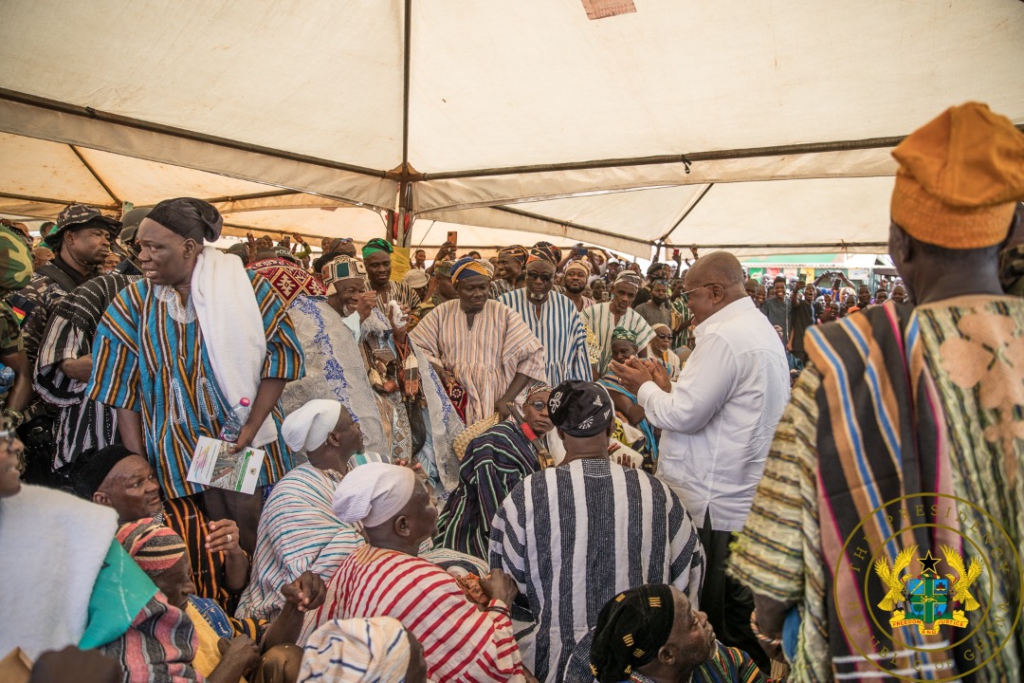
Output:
top-left (655, 333), bottom-right (673, 339)
top-left (526, 401), bottom-right (548, 411)
top-left (526, 271), bottom-right (553, 282)
top-left (680, 283), bottom-right (715, 302)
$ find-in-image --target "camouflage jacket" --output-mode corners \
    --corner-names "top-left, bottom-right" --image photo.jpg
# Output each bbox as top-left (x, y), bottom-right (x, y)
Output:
top-left (6, 256), bottom-right (93, 365)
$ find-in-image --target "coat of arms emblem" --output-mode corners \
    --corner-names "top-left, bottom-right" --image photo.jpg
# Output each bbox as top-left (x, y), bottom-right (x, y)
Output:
top-left (874, 544), bottom-right (982, 635)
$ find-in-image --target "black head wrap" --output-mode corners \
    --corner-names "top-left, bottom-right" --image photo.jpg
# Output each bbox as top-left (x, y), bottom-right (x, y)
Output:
top-left (147, 198), bottom-right (223, 243)
top-left (70, 444), bottom-right (134, 499)
top-left (547, 380), bottom-right (614, 437)
top-left (590, 584), bottom-right (677, 683)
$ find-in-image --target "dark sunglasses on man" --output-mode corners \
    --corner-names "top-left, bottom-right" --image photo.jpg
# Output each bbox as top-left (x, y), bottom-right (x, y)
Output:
top-left (526, 271), bottom-right (553, 282)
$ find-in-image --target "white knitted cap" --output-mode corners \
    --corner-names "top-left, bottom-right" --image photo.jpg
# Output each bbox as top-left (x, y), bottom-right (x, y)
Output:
top-left (332, 463), bottom-right (417, 528)
top-left (282, 399), bottom-right (343, 453)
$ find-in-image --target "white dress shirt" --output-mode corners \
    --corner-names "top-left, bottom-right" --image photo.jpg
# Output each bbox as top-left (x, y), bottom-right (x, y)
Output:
top-left (637, 296), bottom-right (790, 532)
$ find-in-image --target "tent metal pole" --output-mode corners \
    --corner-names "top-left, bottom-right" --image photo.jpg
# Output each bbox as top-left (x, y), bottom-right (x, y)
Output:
top-left (672, 242), bottom-right (889, 249)
top-left (421, 126), bottom-right (1024, 181)
top-left (658, 183), bottom-right (713, 243)
top-left (396, 0), bottom-right (414, 246)
top-left (491, 205), bottom-right (654, 249)
top-left (0, 88), bottom-right (390, 180)
top-left (401, 0), bottom-right (412, 173)
top-left (200, 189), bottom-right (299, 205)
top-left (0, 191), bottom-right (118, 210)
top-left (68, 145), bottom-right (122, 205)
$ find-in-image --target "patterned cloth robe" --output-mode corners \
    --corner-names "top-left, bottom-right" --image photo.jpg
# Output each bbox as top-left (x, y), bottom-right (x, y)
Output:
top-left (580, 303), bottom-right (655, 376)
top-left (301, 544), bottom-right (526, 683)
top-left (281, 296), bottom-right (464, 491)
top-left (489, 458), bottom-right (706, 683)
top-left (435, 419), bottom-right (547, 560)
top-left (409, 299), bottom-right (546, 425)
top-left (236, 462), bottom-right (355, 620)
top-left (159, 496), bottom-right (239, 614)
top-left (249, 256), bottom-right (326, 306)
top-left (729, 297), bottom-right (1024, 683)
top-left (87, 273), bottom-right (304, 499)
top-left (34, 273), bottom-right (140, 468)
top-left (497, 289), bottom-right (592, 387)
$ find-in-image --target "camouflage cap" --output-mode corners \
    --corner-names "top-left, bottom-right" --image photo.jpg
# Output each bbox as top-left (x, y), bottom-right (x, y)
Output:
top-left (0, 225), bottom-right (34, 293)
top-left (45, 203), bottom-right (121, 249)
top-left (119, 207), bottom-right (151, 244)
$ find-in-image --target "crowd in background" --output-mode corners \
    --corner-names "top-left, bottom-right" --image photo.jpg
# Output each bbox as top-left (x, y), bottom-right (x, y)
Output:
top-left (1, 101), bottom-right (1023, 683)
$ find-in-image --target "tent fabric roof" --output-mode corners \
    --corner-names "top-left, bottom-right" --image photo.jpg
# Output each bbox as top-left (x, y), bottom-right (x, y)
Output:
top-left (1, 0), bottom-right (1022, 258)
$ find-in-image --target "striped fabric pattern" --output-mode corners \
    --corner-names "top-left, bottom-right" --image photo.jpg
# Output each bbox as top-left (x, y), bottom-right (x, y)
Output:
top-left (160, 496), bottom-right (234, 613)
top-left (87, 272), bottom-right (304, 499)
top-left (488, 458), bottom-right (705, 683)
top-left (300, 617), bottom-right (411, 683)
top-left (435, 420), bottom-right (543, 560)
top-left (34, 273), bottom-right (139, 468)
top-left (580, 303), bottom-right (655, 375)
top-left (374, 280), bottom-right (420, 312)
top-left (96, 592), bottom-right (202, 683)
top-left (302, 545), bottom-right (525, 683)
top-left (409, 299), bottom-right (546, 425)
top-left (236, 462), bottom-right (353, 621)
top-left (730, 297), bottom-right (1024, 682)
top-left (497, 289), bottom-right (592, 386)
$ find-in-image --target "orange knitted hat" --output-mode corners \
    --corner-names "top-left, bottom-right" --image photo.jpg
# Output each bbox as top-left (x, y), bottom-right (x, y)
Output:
top-left (891, 102), bottom-right (1024, 249)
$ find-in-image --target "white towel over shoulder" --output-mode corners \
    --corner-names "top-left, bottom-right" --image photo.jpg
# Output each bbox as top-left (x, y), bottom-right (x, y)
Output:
top-left (192, 246), bottom-right (277, 447)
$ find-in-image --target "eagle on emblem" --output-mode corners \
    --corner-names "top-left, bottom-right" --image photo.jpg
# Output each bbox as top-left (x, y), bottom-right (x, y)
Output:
top-left (874, 545), bottom-right (917, 611)
top-left (939, 544), bottom-right (982, 611)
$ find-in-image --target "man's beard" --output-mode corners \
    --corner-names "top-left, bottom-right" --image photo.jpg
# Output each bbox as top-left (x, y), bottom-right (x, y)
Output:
top-left (651, 296), bottom-right (667, 306)
top-left (565, 281), bottom-right (585, 294)
top-left (528, 290), bottom-right (548, 302)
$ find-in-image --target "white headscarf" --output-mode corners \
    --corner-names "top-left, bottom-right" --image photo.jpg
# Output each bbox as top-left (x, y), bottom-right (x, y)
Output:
top-left (282, 399), bottom-right (343, 453)
top-left (299, 617), bottom-right (411, 683)
top-left (331, 463), bottom-right (417, 528)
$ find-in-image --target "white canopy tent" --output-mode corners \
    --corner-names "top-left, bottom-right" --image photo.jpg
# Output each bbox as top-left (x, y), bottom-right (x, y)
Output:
top-left (1, 0), bottom-right (1022, 258)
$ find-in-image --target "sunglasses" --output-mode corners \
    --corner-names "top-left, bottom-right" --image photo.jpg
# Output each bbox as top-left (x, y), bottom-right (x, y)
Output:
top-left (656, 333), bottom-right (673, 339)
top-left (526, 271), bottom-right (553, 282)
top-left (526, 400), bottom-right (548, 411)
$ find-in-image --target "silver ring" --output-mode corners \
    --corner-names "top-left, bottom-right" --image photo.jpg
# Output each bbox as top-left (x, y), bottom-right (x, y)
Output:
top-left (227, 534), bottom-right (232, 543)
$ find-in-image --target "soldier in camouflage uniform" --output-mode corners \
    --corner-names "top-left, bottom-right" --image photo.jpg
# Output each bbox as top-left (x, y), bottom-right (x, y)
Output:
top-left (0, 224), bottom-right (35, 439)
top-left (3, 204), bottom-right (119, 483)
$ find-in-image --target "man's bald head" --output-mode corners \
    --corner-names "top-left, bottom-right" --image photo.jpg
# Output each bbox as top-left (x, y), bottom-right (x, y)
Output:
top-left (683, 251), bottom-right (747, 325)
top-left (687, 251), bottom-right (745, 288)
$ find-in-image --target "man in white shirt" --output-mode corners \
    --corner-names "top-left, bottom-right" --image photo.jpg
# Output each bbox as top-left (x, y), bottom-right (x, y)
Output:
top-left (611, 251), bottom-right (789, 672)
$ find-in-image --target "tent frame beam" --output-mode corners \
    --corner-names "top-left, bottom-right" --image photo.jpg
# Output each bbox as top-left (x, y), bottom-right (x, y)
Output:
top-left (69, 144), bottom-right (121, 205)
top-left (668, 241), bottom-right (888, 249)
top-left (658, 183), bottom-right (714, 243)
top-left (0, 88), bottom-right (390, 181)
top-left (418, 124), bottom-right (1024, 181)
top-left (0, 190), bottom-right (118, 210)
top-left (492, 205), bottom-right (654, 249)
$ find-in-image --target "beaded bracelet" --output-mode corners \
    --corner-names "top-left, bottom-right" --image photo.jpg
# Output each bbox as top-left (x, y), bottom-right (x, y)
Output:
top-left (750, 611), bottom-right (783, 648)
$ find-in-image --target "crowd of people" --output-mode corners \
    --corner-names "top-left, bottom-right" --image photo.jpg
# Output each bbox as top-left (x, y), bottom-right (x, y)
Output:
top-left (1, 101), bottom-right (1023, 683)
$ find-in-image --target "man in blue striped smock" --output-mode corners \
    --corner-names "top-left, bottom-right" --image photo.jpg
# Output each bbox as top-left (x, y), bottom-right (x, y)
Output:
top-left (498, 249), bottom-right (593, 386)
top-left (580, 272), bottom-right (655, 375)
top-left (88, 198), bottom-right (304, 553)
top-left (409, 257), bottom-right (546, 425)
top-left (489, 381), bottom-right (705, 683)
top-left (237, 400), bottom-right (363, 621)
